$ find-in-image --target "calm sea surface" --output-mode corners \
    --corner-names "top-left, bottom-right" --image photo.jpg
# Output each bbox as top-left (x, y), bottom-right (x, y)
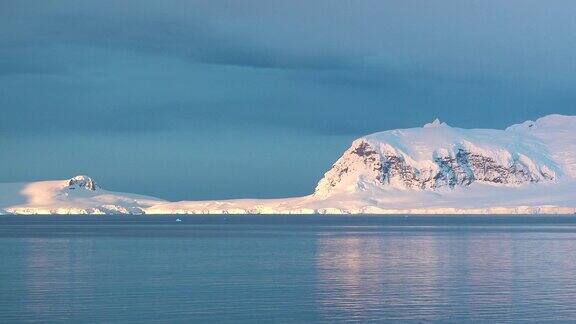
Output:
top-left (1, 215), bottom-right (576, 322)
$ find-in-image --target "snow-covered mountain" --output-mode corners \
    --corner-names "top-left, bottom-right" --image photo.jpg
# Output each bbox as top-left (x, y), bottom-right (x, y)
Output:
top-left (314, 115), bottom-right (568, 196)
top-left (1, 114), bottom-right (575, 215)
top-left (0, 175), bottom-right (164, 214)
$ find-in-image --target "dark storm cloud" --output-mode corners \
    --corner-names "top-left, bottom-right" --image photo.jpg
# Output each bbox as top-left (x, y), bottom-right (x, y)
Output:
top-left (0, 6), bottom-right (355, 71)
top-left (4, 0), bottom-right (576, 76)
top-left (4, 0), bottom-right (576, 85)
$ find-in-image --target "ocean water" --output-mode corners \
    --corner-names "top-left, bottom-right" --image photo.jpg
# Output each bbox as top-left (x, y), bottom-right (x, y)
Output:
top-left (1, 216), bottom-right (576, 322)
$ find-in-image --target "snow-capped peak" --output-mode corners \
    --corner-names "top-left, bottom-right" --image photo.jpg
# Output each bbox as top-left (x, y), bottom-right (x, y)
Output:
top-left (423, 118), bottom-right (448, 128)
top-left (68, 175), bottom-right (98, 191)
top-left (313, 114), bottom-right (576, 198)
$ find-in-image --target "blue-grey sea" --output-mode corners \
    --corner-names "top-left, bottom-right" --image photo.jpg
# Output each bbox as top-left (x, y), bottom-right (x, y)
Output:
top-left (1, 215), bottom-right (576, 322)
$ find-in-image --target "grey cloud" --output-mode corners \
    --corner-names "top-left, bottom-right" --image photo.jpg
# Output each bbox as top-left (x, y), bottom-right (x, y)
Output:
top-left (0, 12), bottom-right (355, 71)
top-left (0, 49), bottom-right (70, 76)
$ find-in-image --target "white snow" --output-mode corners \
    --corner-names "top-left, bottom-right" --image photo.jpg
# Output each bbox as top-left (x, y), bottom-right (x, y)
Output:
top-left (1, 114), bottom-right (575, 215)
top-left (0, 176), bottom-right (164, 215)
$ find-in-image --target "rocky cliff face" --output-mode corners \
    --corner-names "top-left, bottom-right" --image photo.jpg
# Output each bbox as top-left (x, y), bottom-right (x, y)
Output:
top-left (314, 120), bottom-right (559, 197)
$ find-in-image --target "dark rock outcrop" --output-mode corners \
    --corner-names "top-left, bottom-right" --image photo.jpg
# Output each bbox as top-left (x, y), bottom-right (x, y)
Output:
top-left (68, 175), bottom-right (98, 191)
top-left (316, 140), bottom-right (554, 195)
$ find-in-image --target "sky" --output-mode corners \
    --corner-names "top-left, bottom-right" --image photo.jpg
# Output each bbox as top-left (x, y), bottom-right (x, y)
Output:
top-left (1, 0), bottom-right (576, 200)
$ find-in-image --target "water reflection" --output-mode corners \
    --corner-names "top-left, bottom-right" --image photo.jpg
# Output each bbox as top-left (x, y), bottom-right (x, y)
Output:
top-left (24, 238), bottom-right (95, 321)
top-left (316, 233), bottom-right (444, 321)
top-left (315, 230), bottom-right (576, 321)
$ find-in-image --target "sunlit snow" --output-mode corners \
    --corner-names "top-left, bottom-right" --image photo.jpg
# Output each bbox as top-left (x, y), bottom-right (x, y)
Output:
top-left (1, 114), bottom-right (575, 215)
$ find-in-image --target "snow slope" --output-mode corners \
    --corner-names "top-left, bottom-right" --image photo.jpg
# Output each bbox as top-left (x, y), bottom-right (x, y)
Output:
top-left (1, 115), bottom-right (575, 215)
top-left (0, 175), bottom-right (164, 214)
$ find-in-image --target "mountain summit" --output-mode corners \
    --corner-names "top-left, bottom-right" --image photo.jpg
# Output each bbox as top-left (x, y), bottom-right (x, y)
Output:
top-left (68, 175), bottom-right (99, 191)
top-left (423, 118), bottom-right (448, 128)
top-left (313, 115), bottom-right (571, 198)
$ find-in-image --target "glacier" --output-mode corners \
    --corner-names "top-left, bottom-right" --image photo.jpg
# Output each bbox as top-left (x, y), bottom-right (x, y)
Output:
top-left (1, 114), bottom-right (575, 215)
